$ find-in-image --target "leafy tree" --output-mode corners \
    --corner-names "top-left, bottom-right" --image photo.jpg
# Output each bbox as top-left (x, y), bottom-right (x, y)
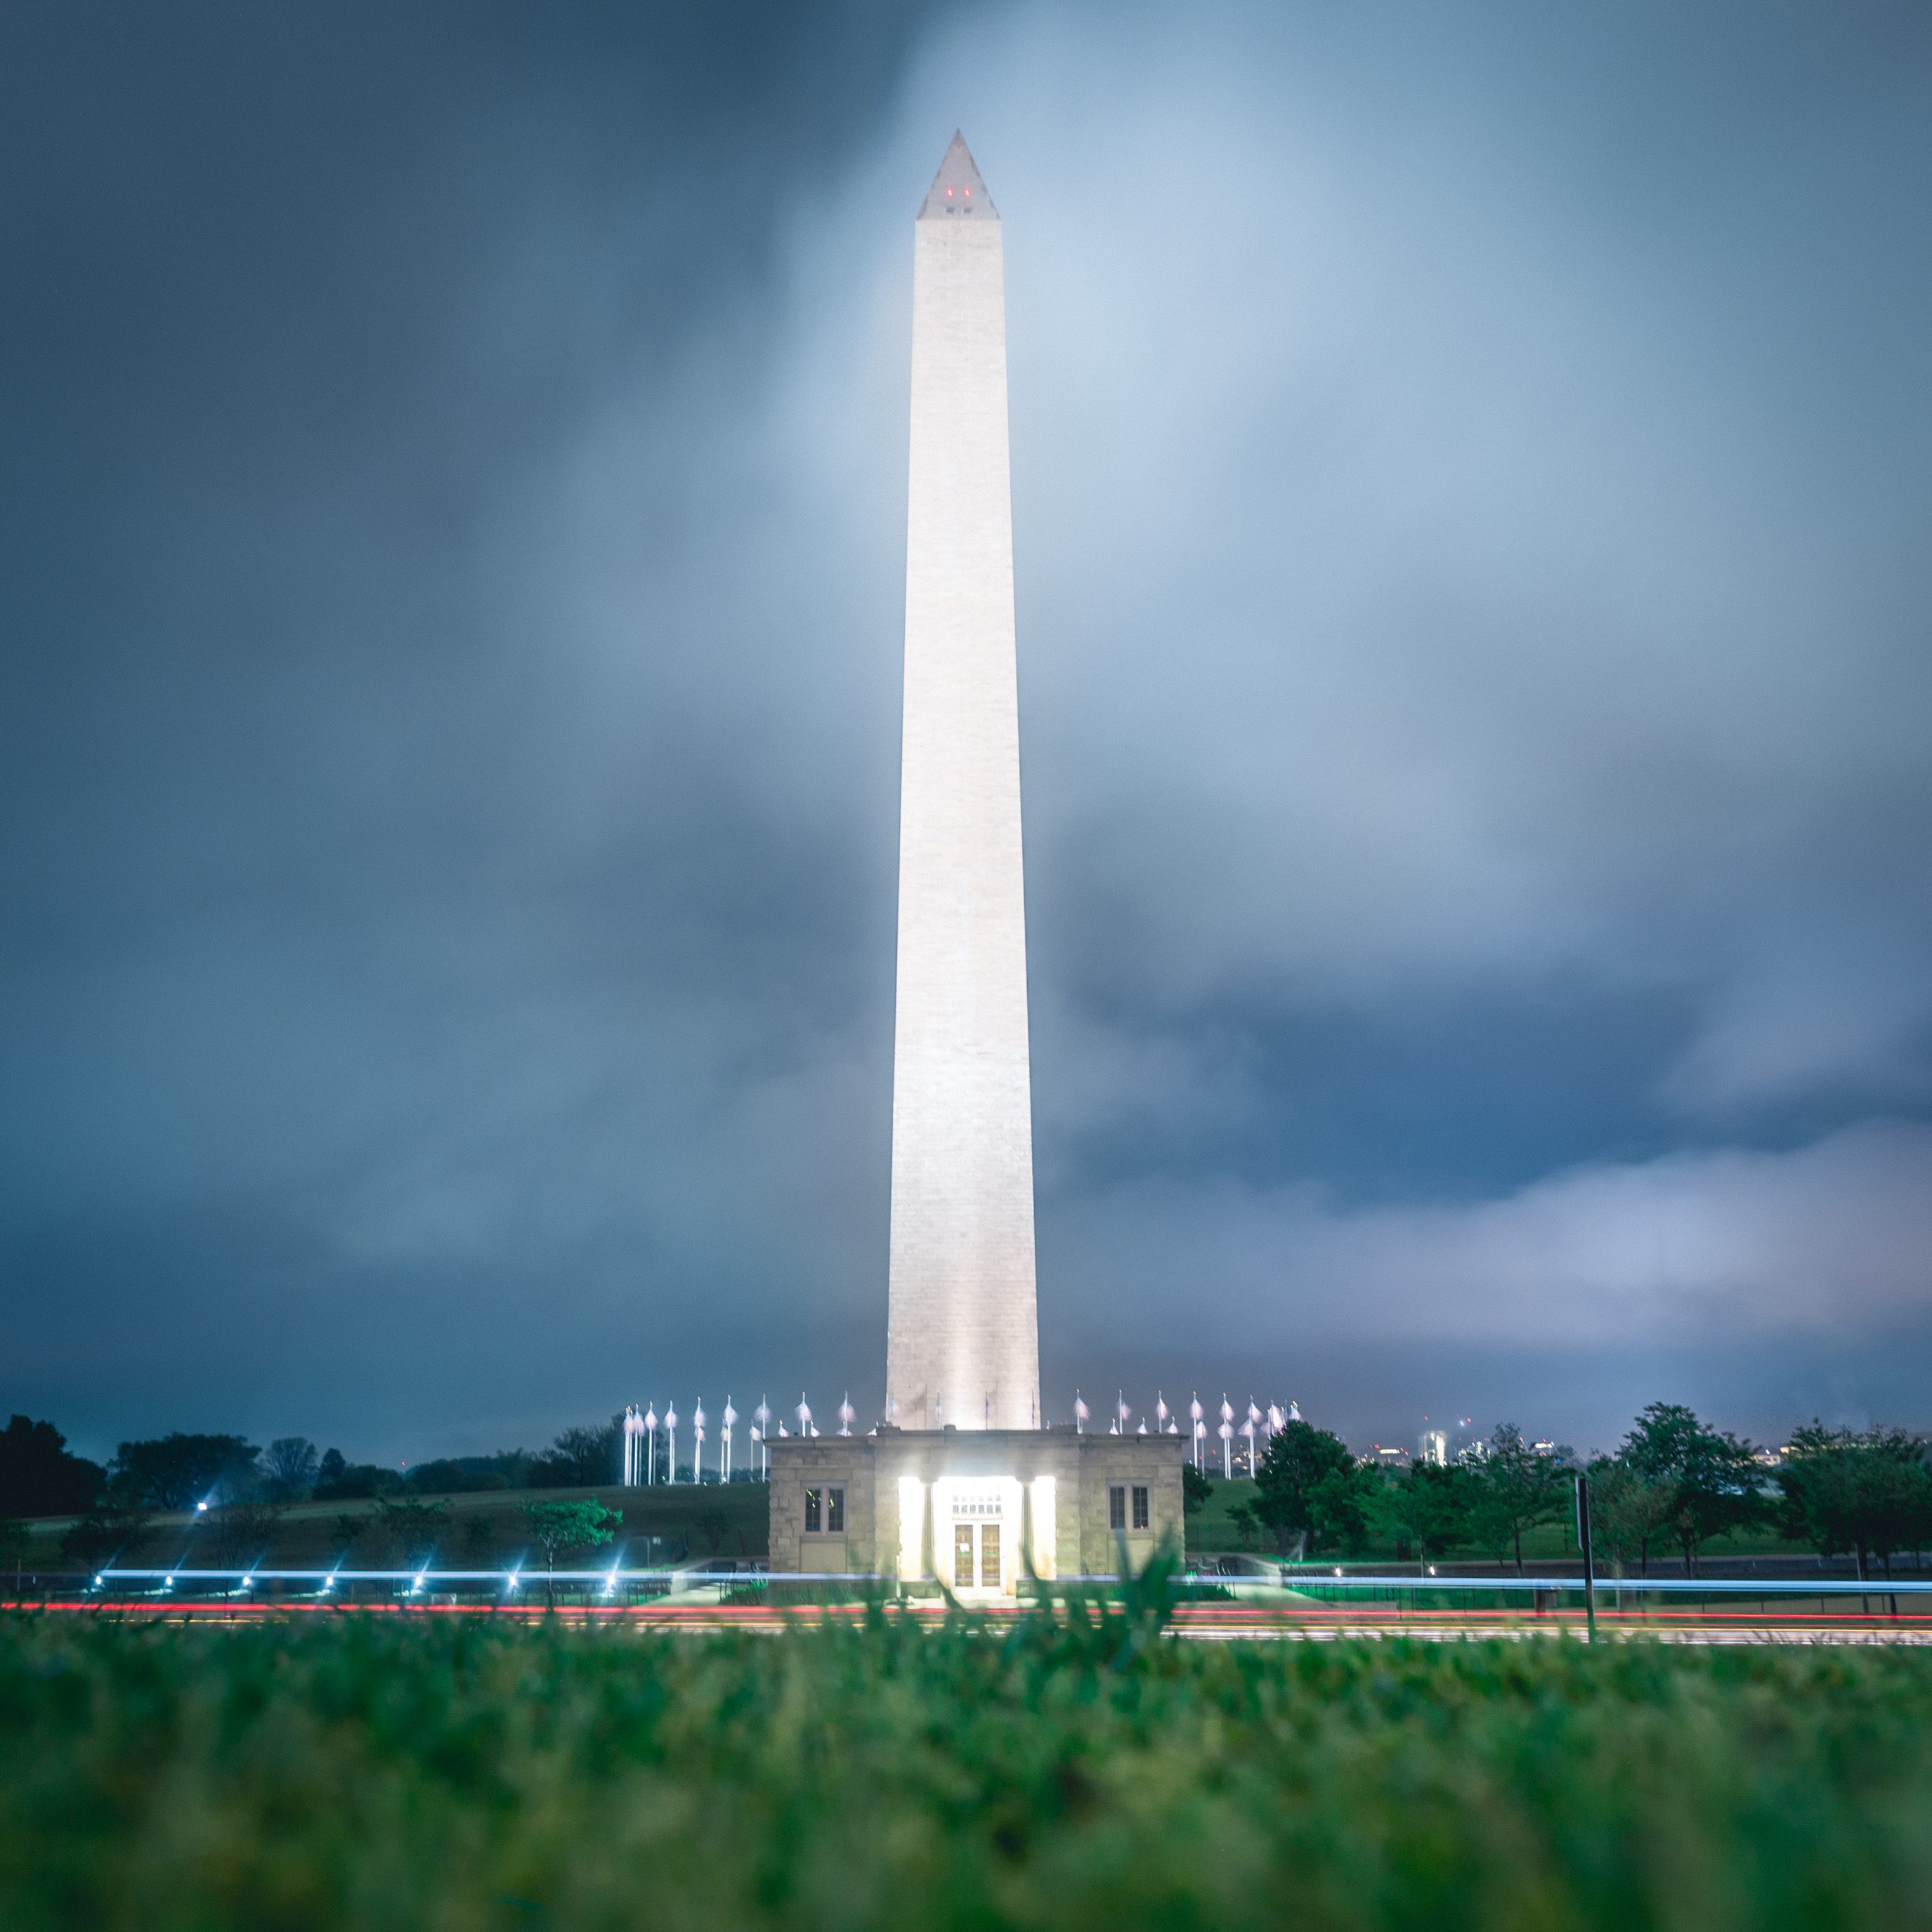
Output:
top-left (1619, 1403), bottom-right (1762, 1575)
top-left (1311, 1464), bottom-right (1379, 1558)
top-left (313, 1455), bottom-right (403, 1502)
top-left (1255, 1421), bottom-right (1355, 1557)
top-left (1468, 1424), bottom-right (1572, 1574)
top-left (1181, 1463), bottom-right (1212, 1516)
top-left (459, 1515), bottom-right (500, 1567)
top-left (0, 1416), bottom-right (104, 1518)
top-left (522, 1499), bottom-right (622, 1605)
top-left (1778, 1424), bottom-right (1932, 1581)
top-left (109, 1433), bottom-right (261, 1511)
top-left (1373, 1461), bottom-right (1474, 1563)
top-left (261, 1438), bottom-right (320, 1502)
top-left (404, 1454), bottom-right (524, 1496)
top-left (1244, 1424), bottom-right (1382, 1558)
top-left (1586, 1457), bottom-right (1675, 1577)
top-left (369, 1497), bottom-right (451, 1570)
top-left (695, 1506), bottom-right (732, 1556)
top-left (531, 1423), bottom-right (622, 1489)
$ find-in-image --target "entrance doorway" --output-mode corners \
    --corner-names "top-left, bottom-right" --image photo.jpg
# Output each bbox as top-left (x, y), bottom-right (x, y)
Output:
top-left (953, 1520), bottom-right (1002, 1590)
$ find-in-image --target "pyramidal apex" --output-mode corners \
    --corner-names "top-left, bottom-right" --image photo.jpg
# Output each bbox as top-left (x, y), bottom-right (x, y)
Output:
top-left (918, 131), bottom-right (997, 221)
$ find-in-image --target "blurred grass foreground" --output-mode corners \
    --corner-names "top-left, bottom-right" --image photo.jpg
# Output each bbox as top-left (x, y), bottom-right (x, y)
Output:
top-left (5, 1594), bottom-right (1932, 1931)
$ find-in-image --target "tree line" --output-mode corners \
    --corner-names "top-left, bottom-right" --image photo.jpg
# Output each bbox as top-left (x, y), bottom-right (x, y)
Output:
top-left (1208, 1402), bottom-right (1932, 1577)
top-left (0, 1412), bottom-right (643, 1576)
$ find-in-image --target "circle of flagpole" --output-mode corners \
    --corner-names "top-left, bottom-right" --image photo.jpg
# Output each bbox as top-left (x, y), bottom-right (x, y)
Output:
top-left (838, 1393), bottom-right (855, 1437)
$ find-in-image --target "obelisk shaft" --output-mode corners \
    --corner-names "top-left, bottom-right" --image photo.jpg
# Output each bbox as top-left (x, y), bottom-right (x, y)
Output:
top-left (885, 136), bottom-right (1040, 1432)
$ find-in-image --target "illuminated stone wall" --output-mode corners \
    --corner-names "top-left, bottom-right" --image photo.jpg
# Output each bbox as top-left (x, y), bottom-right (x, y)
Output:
top-left (768, 1430), bottom-right (1188, 1585)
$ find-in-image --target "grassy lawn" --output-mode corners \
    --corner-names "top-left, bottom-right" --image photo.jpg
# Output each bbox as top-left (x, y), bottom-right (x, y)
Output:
top-left (4, 1601), bottom-right (1931, 1929)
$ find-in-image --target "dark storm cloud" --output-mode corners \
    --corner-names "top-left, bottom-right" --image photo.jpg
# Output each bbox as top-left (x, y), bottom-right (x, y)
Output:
top-left (1, 0), bottom-right (941, 1456)
top-left (4, 1), bottom-right (1929, 1463)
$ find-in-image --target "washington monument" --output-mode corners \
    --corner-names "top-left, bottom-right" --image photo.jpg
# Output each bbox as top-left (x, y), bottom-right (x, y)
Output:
top-left (884, 133), bottom-right (1041, 1432)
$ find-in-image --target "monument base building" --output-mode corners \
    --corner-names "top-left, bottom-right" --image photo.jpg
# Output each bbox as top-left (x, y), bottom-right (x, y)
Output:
top-left (769, 1429), bottom-right (1187, 1596)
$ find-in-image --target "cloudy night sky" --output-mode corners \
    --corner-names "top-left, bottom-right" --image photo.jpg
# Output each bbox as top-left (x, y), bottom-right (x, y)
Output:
top-left (5, 2), bottom-right (1930, 1468)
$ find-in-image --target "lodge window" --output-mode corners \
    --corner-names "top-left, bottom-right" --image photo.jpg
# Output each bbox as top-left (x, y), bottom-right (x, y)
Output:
top-left (1109, 1485), bottom-right (1126, 1531)
top-left (806, 1486), bottom-right (844, 1534)
top-left (827, 1486), bottom-right (845, 1534)
top-left (1132, 1485), bottom-right (1150, 1531)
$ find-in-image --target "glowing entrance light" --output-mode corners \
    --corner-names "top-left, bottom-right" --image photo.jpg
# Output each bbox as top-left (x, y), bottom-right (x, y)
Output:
top-left (897, 1477), bottom-right (926, 1581)
top-left (1029, 1477), bottom-right (1057, 1580)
